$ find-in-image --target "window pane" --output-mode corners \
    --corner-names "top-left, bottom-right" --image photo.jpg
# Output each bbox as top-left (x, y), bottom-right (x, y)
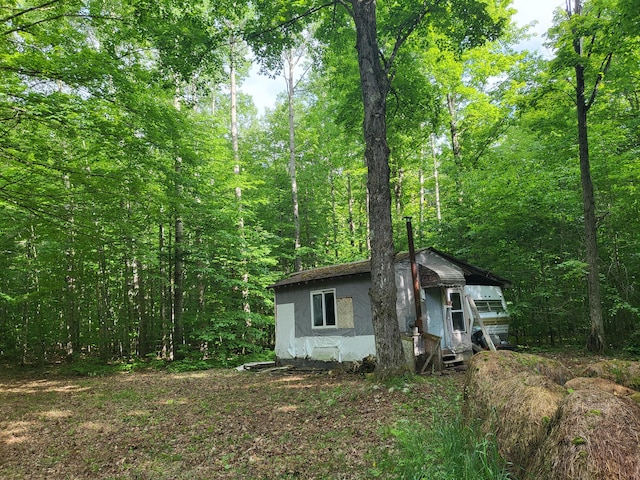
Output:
top-left (452, 312), bottom-right (465, 331)
top-left (325, 291), bottom-right (336, 326)
top-left (313, 293), bottom-right (324, 326)
top-left (451, 292), bottom-right (462, 310)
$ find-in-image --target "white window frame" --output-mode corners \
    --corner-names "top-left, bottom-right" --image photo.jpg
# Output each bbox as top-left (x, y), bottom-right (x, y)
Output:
top-left (447, 289), bottom-right (467, 333)
top-left (310, 289), bottom-right (337, 329)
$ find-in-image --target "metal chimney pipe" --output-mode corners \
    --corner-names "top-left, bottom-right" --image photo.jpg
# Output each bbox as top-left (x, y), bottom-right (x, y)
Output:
top-left (405, 217), bottom-right (423, 334)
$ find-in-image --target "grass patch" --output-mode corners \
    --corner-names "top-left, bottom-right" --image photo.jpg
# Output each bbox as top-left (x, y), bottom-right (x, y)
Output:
top-left (375, 413), bottom-right (513, 480)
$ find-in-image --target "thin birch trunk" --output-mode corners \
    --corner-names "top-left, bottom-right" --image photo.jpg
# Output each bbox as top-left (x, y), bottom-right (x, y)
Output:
top-left (286, 49), bottom-right (302, 271)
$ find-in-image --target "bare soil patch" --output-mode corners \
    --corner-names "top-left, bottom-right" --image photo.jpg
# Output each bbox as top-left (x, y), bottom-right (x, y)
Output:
top-left (0, 367), bottom-right (461, 479)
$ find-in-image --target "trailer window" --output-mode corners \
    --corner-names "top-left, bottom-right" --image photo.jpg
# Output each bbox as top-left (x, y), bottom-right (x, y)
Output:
top-left (450, 292), bottom-right (465, 332)
top-left (474, 300), bottom-right (505, 313)
top-left (311, 289), bottom-right (337, 328)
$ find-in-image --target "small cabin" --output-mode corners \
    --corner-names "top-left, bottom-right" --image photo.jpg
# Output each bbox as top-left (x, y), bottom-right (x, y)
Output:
top-left (270, 247), bottom-right (512, 369)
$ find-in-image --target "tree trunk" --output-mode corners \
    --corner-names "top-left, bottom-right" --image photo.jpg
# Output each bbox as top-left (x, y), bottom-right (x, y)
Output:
top-left (347, 173), bottom-right (355, 248)
top-left (431, 133), bottom-right (442, 223)
top-left (447, 93), bottom-right (462, 164)
top-left (230, 36), bottom-right (251, 324)
top-left (351, 0), bottom-right (405, 376)
top-left (570, 0), bottom-right (605, 353)
top-left (63, 173), bottom-right (79, 361)
top-left (97, 242), bottom-right (111, 360)
top-left (394, 167), bottom-right (404, 217)
top-left (447, 92), bottom-right (464, 201)
top-left (195, 227), bottom-right (207, 353)
top-left (159, 222), bottom-right (170, 359)
top-left (286, 49), bottom-right (302, 271)
top-left (173, 158), bottom-right (185, 359)
top-left (25, 224), bottom-right (41, 364)
top-left (329, 165), bottom-right (339, 260)
top-left (575, 61), bottom-right (605, 353)
top-left (136, 258), bottom-right (151, 358)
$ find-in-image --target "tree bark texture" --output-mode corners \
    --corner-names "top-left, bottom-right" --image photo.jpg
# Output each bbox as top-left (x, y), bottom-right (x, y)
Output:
top-left (351, 0), bottom-right (405, 375)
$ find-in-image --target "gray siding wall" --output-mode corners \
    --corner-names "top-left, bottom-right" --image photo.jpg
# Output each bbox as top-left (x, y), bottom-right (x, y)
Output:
top-left (274, 275), bottom-right (374, 338)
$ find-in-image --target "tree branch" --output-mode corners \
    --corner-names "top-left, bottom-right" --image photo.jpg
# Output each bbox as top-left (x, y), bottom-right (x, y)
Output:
top-left (585, 10), bottom-right (602, 61)
top-left (586, 51), bottom-right (612, 110)
top-left (0, 0), bottom-right (64, 24)
top-left (244, 2), bottom-right (336, 41)
top-left (386, 2), bottom-right (433, 75)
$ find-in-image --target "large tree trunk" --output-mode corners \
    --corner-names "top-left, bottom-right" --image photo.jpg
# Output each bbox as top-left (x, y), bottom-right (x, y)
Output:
top-left (351, 0), bottom-right (405, 376)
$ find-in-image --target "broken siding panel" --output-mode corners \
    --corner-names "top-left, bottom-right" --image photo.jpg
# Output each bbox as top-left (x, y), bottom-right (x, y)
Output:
top-left (298, 335), bottom-right (376, 362)
top-left (394, 260), bottom-right (420, 333)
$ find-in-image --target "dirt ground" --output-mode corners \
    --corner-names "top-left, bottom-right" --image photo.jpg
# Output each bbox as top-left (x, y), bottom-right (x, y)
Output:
top-left (0, 366), bottom-right (463, 480)
top-left (0, 350), bottom-right (606, 480)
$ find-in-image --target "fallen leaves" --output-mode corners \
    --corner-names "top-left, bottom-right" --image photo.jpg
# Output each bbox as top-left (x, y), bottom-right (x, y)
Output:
top-left (0, 368), bottom-right (447, 479)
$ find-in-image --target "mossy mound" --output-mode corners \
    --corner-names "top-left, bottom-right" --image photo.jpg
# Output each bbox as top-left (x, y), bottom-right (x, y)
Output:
top-left (565, 376), bottom-right (637, 397)
top-left (580, 359), bottom-right (640, 390)
top-left (528, 389), bottom-right (640, 480)
top-left (464, 351), bottom-right (640, 479)
top-left (466, 350), bottom-right (573, 386)
top-left (464, 351), bottom-right (570, 471)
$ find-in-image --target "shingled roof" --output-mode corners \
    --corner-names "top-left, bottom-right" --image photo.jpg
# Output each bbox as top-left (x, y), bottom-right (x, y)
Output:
top-left (269, 247), bottom-right (511, 289)
top-left (269, 258), bottom-right (371, 288)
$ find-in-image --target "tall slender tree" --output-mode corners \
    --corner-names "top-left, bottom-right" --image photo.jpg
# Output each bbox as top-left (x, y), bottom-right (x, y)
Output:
top-left (285, 48), bottom-right (305, 272)
top-left (548, 0), bottom-right (631, 352)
